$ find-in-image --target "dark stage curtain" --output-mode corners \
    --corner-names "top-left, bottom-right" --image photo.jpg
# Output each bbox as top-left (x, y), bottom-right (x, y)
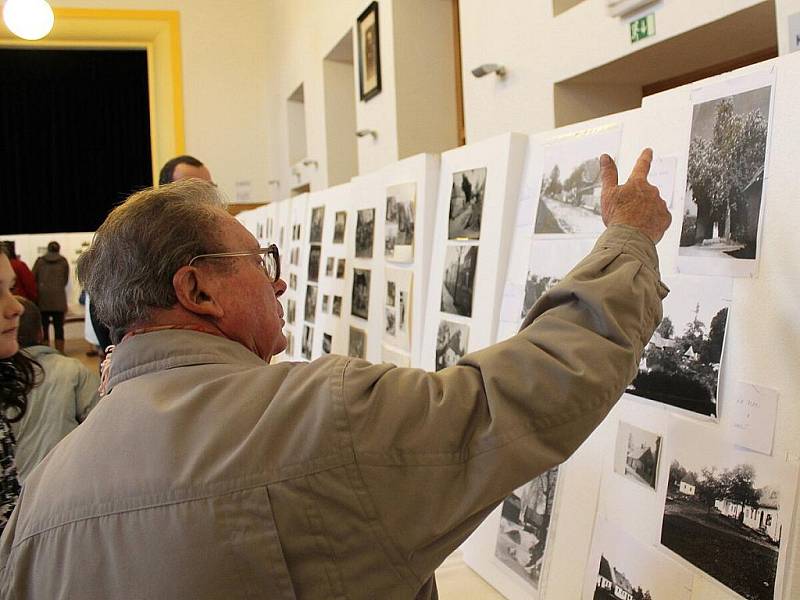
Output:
top-left (0, 49), bottom-right (152, 235)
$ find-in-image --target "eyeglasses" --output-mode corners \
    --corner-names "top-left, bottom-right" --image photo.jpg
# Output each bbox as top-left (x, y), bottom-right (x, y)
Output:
top-left (189, 244), bottom-right (281, 282)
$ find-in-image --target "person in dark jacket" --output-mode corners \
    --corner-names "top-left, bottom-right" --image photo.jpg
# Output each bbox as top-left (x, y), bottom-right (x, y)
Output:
top-left (32, 242), bottom-right (69, 354)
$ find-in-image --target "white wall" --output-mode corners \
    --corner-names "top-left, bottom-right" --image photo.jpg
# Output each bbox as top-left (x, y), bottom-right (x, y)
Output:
top-left (458, 0), bottom-right (774, 141)
top-left (777, 0), bottom-right (800, 53)
top-left (47, 0), bottom-right (271, 204)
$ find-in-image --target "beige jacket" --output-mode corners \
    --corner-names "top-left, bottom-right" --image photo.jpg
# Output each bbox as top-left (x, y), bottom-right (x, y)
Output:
top-left (0, 226), bottom-right (666, 599)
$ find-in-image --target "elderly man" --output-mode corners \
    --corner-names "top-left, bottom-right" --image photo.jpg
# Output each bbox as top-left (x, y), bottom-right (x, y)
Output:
top-left (0, 150), bottom-right (670, 598)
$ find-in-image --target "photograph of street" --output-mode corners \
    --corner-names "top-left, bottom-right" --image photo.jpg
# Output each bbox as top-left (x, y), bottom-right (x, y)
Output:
top-left (494, 468), bottom-right (559, 591)
top-left (348, 326), bottom-right (366, 359)
top-left (534, 127), bottom-right (621, 235)
top-left (435, 319), bottom-right (468, 371)
top-left (356, 208), bottom-right (375, 258)
top-left (310, 206), bottom-right (324, 243)
top-left (440, 244), bottom-right (478, 317)
top-left (626, 275), bottom-right (732, 418)
top-left (680, 84), bottom-right (772, 264)
top-left (448, 167), bottom-right (486, 240)
top-left (660, 419), bottom-right (795, 600)
top-left (613, 422), bottom-right (661, 491)
top-left (351, 268), bottom-right (371, 320)
top-left (385, 182), bottom-right (416, 261)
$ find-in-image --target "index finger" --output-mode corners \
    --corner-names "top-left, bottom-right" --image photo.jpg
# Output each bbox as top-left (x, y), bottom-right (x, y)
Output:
top-left (628, 148), bottom-right (654, 182)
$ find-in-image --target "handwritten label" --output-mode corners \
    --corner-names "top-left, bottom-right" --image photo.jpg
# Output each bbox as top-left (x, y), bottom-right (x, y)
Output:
top-left (648, 156), bottom-right (678, 208)
top-left (729, 382), bottom-right (778, 455)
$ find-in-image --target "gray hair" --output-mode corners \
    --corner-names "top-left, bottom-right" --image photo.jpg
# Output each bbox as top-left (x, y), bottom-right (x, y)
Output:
top-left (77, 179), bottom-right (229, 342)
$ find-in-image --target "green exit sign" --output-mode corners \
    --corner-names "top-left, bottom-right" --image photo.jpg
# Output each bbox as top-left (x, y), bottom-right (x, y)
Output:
top-left (630, 13), bottom-right (656, 43)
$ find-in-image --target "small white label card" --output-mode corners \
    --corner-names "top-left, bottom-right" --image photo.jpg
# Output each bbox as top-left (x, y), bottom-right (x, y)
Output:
top-left (729, 381), bottom-right (779, 455)
top-left (648, 156), bottom-right (678, 208)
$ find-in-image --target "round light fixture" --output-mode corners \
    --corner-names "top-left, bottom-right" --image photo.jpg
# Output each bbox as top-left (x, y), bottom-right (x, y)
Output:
top-left (3, 0), bottom-right (55, 41)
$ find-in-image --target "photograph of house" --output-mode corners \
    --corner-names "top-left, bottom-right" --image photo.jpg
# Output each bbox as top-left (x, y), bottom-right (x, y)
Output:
top-left (626, 275), bottom-right (732, 418)
top-left (680, 85), bottom-right (771, 262)
top-left (534, 127), bottom-right (621, 235)
top-left (584, 519), bottom-right (691, 600)
top-left (660, 419), bottom-right (796, 600)
top-left (613, 422), bottom-right (661, 491)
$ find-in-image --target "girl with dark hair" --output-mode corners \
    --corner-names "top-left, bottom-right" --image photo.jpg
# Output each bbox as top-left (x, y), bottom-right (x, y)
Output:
top-left (0, 252), bottom-right (38, 534)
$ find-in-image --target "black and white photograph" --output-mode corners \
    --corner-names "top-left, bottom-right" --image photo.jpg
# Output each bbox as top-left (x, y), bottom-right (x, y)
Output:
top-left (356, 208), bottom-right (375, 258)
top-left (384, 307), bottom-right (396, 336)
top-left (660, 418), bottom-right (797, 600)
top-left (332, 295), bottom-right (342, 317)
top-left (398, 291), bottom-right (407, 333)
top-left (289, 273), bottom-right (297, 290)
top-left (304, 284), bottom-right (318, 323)
top-left (613, 422), bottom-right (662, 491)
top-left (325, 256), bottom-right (334, 277)
top-left (285, 331), bottom-right (294, 356)
top-left (322, 333), bottom-right (332, 355)
top-left (333, 210), bottom-right (347, 243)
top-left (356, 1), bottom-right (381, 101)
top-left (290, 247), bottom-right (299, 266)
top-left (322, 294), bottom-right (329, 313)
top-left (583, 519), bottom-right (692, 600)
top-left (336, 258), bottom-right (346, 279)
top-left (626, 275), bottom-right (732, 419)
top-left (348, 326), bottom-right (367, 359)
top-left (310, 206), bottom-right (325, 243)
top-left (440, 245), bottom-right (478, 318)
top-left (307, 245), bottom-right (321, 282)
top-left (386, 281), bottom-right (395, 307)
top-left (351, 268), bottom-right (371, 320)
top-left (520, 273), bottom-right (560, 319)
top-left (494, 468), bottom-right (559, 591)
top-left (256, 222), bottom-right (263, 239)
top-left (301, 325), bottom-right (313, 360)
top-left (448, 168), bottom-right (487, 240)
top-left (385, 182), bottom-right (416, 262)
top-left (534, 126), bottom-right (621, 235)
top-left (435, 319), bottom-right (468, 371)
top-left (679, 80), bottom-right (772, 275)
top-left (286, 299), bottom-right (296, 325)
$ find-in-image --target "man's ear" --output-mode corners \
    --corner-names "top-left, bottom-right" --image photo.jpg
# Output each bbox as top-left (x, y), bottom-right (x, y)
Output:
top-left (172, 266), bottom-right (225, 318)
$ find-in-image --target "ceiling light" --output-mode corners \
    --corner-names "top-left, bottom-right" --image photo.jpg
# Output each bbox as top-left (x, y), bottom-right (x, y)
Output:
top-left (3, 0), bottom-right (55, 41)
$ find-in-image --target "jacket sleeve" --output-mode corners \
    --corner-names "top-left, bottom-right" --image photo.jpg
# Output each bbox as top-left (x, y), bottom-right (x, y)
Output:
top-left (74, 364), bottom-right (101, 422)
top-left (337, 225), bottom-right (668, 584)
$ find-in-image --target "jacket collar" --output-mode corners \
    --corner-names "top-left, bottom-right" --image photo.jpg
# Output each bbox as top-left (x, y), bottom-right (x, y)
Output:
top-left (106, 330), bottom-right (265, 392)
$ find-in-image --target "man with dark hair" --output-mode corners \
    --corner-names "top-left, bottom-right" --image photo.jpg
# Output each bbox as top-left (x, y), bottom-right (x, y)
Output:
top-left (0, 243), bottom-right (36, 303)
top-left (11, 297), bottom-right (99, 482)
top-left (157, 154), bottom-right (213, 186)
top-left (32, 242), bottom-right (69, 354)
top-left (1, 151), bottom-right (671, 599)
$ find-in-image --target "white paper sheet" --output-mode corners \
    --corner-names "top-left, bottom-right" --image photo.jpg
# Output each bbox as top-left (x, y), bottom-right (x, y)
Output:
top-left (728, 381), bottom-right (779, 455)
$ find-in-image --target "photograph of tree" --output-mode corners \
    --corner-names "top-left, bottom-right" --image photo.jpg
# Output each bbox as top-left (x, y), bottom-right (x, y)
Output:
top-left (333, 210), bottom-right (347, 243)
top-left (613, 422), bottom-right (661, 491)
top-left (310, 206), bottom-right (325, 243)
top-left (584, 519), bottom-right (692, 600)
top-left (385, 182), bottom-right (416, 262)
top-left (626, 275), bottom-right (732, 418)
top-left (440, 245), bottom-right (478, 317)
top-left (680, 84), bottom-right (771, 264)
top-left (356, 208), bottom-right (375, 258)
top-left (534, 127), bottom-right (621, 235)
top-left (494, 468), bottom-right (559, 591)
top-left (660, 419), bottom-right (796, 600)
top-left (448, 168), bottom-right (486, 240)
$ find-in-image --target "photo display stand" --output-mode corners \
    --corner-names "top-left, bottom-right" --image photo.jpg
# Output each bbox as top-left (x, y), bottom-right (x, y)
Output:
top-left (343, 172), bottom-right (385, 362)
top-left (306, 183), bottom-right (353, 359)
top-left (375, 153), bottom-right (440, 368)
top-left (278, 192), bottom-right (309, 361)
top-left (420, 132), bottom-right (527, 371)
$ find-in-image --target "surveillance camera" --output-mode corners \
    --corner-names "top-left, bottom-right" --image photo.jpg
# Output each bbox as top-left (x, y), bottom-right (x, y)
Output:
top-left (471, 63), bottom-right (506, 78)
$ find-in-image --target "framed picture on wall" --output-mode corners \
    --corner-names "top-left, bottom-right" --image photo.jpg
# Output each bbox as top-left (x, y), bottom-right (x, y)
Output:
top-left (357, 1), bottom-right (382, 101)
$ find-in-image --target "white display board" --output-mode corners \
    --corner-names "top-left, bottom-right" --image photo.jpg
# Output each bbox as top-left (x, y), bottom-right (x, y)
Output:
top-left (306, 184), bottom-right (353, 359)
top-left (278, 193), bottom-right (309, 361)
top-left (420, 132), bottom-right (528, 371)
